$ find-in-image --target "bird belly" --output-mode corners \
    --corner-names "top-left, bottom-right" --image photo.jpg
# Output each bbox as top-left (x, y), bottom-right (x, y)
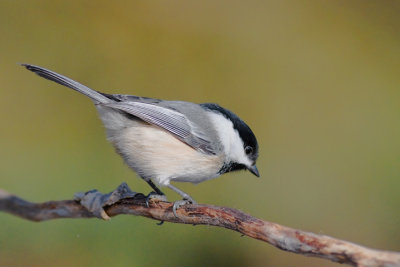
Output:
top-left (107, 121), bottom-right (224, 186)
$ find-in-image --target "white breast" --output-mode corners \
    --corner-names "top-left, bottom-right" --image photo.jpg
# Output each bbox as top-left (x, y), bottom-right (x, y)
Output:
top-left (98, 106), bottom-right (224, 186)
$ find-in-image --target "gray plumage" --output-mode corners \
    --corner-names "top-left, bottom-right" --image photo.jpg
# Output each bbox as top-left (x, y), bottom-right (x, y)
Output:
top-left (22, 64), bottom-right (259, 204)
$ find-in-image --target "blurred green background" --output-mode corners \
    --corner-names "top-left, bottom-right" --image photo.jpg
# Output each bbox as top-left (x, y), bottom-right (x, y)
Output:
top-left (0, 1), bottom-right (399, 266)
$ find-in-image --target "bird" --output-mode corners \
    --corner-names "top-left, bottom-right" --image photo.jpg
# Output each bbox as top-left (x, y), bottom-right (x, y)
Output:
top-left (22, 64), bottom-right (259, 213)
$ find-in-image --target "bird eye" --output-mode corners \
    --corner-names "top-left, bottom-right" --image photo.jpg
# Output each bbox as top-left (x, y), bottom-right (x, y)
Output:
top-left (244, 146), bottom-right (253, 155)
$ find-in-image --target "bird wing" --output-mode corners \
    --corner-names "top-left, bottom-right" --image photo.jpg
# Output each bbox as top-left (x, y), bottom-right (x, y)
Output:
top-left (103, 101), bottom-right (215, 154)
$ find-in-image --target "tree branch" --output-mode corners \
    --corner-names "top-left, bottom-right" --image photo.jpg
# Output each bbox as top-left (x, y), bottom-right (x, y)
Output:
top-left (0, 188), bottom-right (399, 267)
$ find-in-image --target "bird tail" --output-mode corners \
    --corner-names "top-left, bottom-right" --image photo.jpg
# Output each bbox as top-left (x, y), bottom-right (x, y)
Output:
top-left (21, 64), bottom-right (111, 104)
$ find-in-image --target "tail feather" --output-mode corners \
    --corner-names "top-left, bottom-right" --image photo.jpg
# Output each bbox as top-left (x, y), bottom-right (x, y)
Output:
top-left (22, 64), bottom-right (111, 104)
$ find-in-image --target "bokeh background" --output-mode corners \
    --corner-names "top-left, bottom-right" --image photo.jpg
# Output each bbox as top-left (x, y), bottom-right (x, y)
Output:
top-left (0, 1), bottom-right (399, 266)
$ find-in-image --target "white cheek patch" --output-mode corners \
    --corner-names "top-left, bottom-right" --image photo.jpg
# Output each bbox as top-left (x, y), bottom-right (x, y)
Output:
top-left (206, 112), bottom-right (251, 166)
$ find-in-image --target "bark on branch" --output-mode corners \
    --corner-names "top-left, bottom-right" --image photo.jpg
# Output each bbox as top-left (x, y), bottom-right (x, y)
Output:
top-left (0, 188), bottom-right (399, 267)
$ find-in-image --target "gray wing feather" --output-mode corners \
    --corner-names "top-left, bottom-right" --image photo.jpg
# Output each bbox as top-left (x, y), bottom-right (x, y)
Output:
top-left (22, 64), bottom-right (111, 104)
top-left (22, 64), bottom-right (217, 154)
top-left (104, 102), bottom-right (215, 154)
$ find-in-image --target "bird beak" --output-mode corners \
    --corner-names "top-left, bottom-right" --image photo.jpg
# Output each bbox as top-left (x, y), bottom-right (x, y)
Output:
top-left (248, 165), bottom-right (260, 177)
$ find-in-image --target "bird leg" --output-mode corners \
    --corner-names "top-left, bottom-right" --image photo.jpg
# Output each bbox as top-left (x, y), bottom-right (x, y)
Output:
top-left (167, 184), bottom-right (197, 217)
top-left (146, 180), bottom-right (165, 195)
top-left (145, 180), bottom-right (167, 207)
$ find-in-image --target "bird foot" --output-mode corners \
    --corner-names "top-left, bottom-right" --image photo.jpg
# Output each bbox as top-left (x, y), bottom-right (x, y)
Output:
top-left (173, 197), bottom-right (197, 218)
top-left (74, 182), bottom-right (139, 220)
top-left (145, 192), bottom-right (167, 207)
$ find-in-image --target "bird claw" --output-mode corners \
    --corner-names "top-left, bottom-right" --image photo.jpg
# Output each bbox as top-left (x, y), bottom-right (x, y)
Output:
top-left (145, 192), bottom-right (167, 207)
top-left (172, 197), bottom-right (197, 218)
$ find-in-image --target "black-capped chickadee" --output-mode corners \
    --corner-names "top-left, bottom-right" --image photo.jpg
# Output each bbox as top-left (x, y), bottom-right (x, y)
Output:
top-left (22, 64), bottom-right (259, 209)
